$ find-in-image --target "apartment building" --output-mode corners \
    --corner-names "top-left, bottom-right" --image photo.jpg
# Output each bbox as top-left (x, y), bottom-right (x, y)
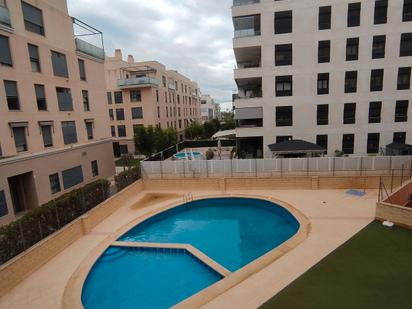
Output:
top-left (232, 0), bottom-right (412, 158)
top-left (0, 0), bottom-right (115, 224)
top-left (105, 49), bottom-right (202, 156)
top-left (201, 94), bottom-right (220, 122)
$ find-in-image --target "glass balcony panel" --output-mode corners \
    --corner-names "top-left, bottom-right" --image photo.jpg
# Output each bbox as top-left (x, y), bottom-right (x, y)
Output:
top-left (118, 77), bottom-right (160, 88)
top-left (75, 38), bottom-right (105, 60)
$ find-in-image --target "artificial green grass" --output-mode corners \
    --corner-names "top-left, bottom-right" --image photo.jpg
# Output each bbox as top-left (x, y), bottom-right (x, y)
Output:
top-left (260, 221), bottom-right (412, 309)
top-left (115, 158), bottom-right (140, 167)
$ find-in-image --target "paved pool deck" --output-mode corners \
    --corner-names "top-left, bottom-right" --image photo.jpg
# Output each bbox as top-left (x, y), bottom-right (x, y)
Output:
top-left (0, 189), bottom-right (377, 309)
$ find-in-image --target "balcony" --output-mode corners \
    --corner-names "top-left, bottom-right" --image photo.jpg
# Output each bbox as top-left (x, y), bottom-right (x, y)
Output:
top-left (233, 15), bottom-right (260, 38)
top-left (75, 38), bottom-right (105, 60)
top-left (0, 5), bottom-right (11, 27)
top-left (233, 0), bottom-right (259, 6)
top-left (72, 17), bottom-right (105, 60)
top-left (118, 77), bottom-right (160, 89)
top-left (168, 83), bottom-right (176, 91)
top-left (235, 77), bottom-right (262, 99)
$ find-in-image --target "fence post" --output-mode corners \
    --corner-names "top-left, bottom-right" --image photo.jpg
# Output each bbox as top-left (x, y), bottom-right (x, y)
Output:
top-left (306, 157), bottom-right (309, 176)
top-left (160, 161), bottom-right (163, 179)
top-left (183, 160), bottom-right (186, 178)
top-left (401, 164), bottom-right (404, 186)
top-left (332, 157), bottom-right (336, 176)
top-left (230, 159), bottom-right (233, 178)
top-left (206, 160), bottom-right (209, 178)
top-left (255, 158), bottom-right (258, 178)
top-left (360, 157), bottom-right (363, 176)
top-left (280, 159), bottom-right (283, 177)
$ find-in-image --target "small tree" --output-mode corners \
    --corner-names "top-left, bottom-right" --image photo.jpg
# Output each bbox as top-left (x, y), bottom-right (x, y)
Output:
top-left (185, 122), bottom-right (204, 140)
top-left (154, 126), bottom-right (168, 152)
top-left (135, 126), bottom-right (154, 156)
top-left (165, 128), bottom-right (177, 147)
top-left (203, 121), bottom-right (217, 139)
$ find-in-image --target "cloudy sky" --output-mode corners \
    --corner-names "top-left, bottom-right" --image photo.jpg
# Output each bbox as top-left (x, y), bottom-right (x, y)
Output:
top-left (67, 0), bottom-right (236, 111)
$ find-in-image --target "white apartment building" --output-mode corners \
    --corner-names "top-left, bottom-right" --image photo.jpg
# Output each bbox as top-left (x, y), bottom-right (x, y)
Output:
top-left (201, 94), bottom-right (220, 122)
top-left (232, 0), bottom-right (412, 158)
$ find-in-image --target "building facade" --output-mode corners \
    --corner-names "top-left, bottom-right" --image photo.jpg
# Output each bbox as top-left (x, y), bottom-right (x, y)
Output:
top-left (232, 0), bottom-right (412, 158)
top-left (105, 49), bottom-right (202, 156)
top-left (0, 0), bottom-right (115, 224)
top-left (201, 94), bottom-right (220, 122)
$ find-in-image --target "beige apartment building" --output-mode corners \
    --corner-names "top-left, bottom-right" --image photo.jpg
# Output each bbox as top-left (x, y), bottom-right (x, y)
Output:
top-left (232, 0), bottom-right (412, 158)
top-left (201, 94), bottom-right (220, 122)
top-left (105, 49), bottom-right (202, 156)
top-left (0, 0), bottom-right (115, 224)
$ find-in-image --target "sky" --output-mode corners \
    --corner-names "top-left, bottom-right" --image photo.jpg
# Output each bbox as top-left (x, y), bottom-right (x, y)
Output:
top-left (67, 0), bottom-right (236, 112)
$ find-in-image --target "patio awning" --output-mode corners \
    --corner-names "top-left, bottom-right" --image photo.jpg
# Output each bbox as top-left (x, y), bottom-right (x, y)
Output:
top-left (268, 139), bottom-right (326, 154)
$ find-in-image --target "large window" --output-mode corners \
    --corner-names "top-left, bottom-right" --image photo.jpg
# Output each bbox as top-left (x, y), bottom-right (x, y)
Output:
top-left (404, 0), bottom-right (412, 22)
top-left (395, 100), bottom-right (408, 122)
top-left (78, 59), bottom-right (86, 81)
top-left (62, 166), bottom-right (84, 190)
top-left (49, 173), bottom-right (61, 194)
top-left (318, 6), bottom-right (331, 30)
top-left (130, 90), bottom-right (141, 102)
top-left (35, 84), bottom-right (47, 110)
top-left (367, 133), bottom-right (380, 154)
top-left (374, 0), bottom-right (388, 24)
top-left (372, 35), bottom-right (386, 59)
top-left (346, 38), bottom-right (359, 61)
top-left (370, 69), bottom-right (384, 92)
top-left (397, 67), bottom-right (411, 90)
top-left (56, 87), bottom-right (73, 111)
top-left (4, 80), bottom-right (20, 110)
top-left (275, 44), bottom-right (292, 66)
top-left (369, 101), bottom-right (382, 123)
top-left (41, 124), bottom-right (53, 147)
top-left (274, 11), bottom-right (292, 34)
top-left (343, 103), bottom-right (356, 124)
top-left (317, 104), bottom-right (329, 125)
top-left (12, 126), bottom-right (27, 152)
top-left (276, 106), bottom-right (293, 127)
top-left (51, 51), bottom-right (68, 77)
top-left (233, 15), bottom-right (261, 37)
top-left (318, 40), bottom-right (330, 63)
top-left (275, 75), bottom-right (292, 96)
top-left (21, 1), bottom-right (44, 35)
top-left (61, 121), bottom-right (77, 145)
top-left (116, 108), bottom-right (125, 120)
top-left (347, 3), bottom-right (361, 27)
top-left (28, 44), bottom-right (40, 72)
top-left (131, 107), bottom-right (143, 119)
top-left (82, 90), bottom-right (90, 111)
top-left (317, 73), bottom-right (329, 95)
top-left (316, 135), bottom-right (328, 150)
top-left (118, 125), bottom-right (127, 137)
top-left (345, 71), bottom-right (357, 93)
top-left (400, 33), bottom-right (412, 57)
top-left (0, 35), bottom-right (12, 66)
top-left (114, 91), bottom-right (123, 104)
top-left (342, 134), bottom-right (355, 154)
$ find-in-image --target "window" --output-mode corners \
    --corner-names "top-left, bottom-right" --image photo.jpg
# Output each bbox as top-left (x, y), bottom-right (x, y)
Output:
top-left (116, 108), bottom-right (125, 121)
top-left (107, 92), bottom-right (112, 104)
top-left (62, 166), bottom-right (84, 190)
top-left (342, 134), bottom-right (355, 154)
top-left (0, 35), bottom-right (12, 66)
top-left (317, 73), bottom-right (329, 95)
top-left (400, 33), bottom-right (412, 56)
top-left (61, 121), bottom-right (77, 144)
top-left (162, 76), bottom-right (166, 87)
top-left (318, 6), bottom-right (331, 30)
top-left (346, 38), bottom-right (359, 61)
top-left (78, 59), bottom-right (86, 81)
top-left (370, 69), bottom-right (384, 91)
top-left (345, 71), bottom-right (357, 93)
top-left (157, 106), bottom-right (161, 118)
top-left (395, 100), bottom-right (408, 122)
top-left (34, 84), bottom-right (47, 110)
top-left (275, 75), bottom-right (292, 96)
top-left (49, 173), bottom-right (61, 194)
top-left (56, 87), bottom-right (73, 111)
top-left (81, 90), bottom-right (89, 111)
top-left (397, 67), bottom-right (411, 90)
top-left (109, 109), bottom-right (114, 121)
top-left (394, 132), bottom-right (406, 144)
top-left (0, 190), bottom-right (9, 217)
top-left (318, 40), bottom-right (330, 63)
top-left (276, 136), bottom-right (292, 143)
top-left (131, 107), bottom-right (143, 119)
top-left (274, 11), bottom-right (292, 34)
top-left (234, 15), bottom-right (261, 37)
top-left (374, 0), bottom-right (388, 24)
top-left (4, 80), bottom-right (20, 110)
top-left (118, 125), bottom-right (126, 137)
top-left (85, 121), bottom-right (93, 140)
top-left (22, 1), bottom-right (44, 35)
top-left (275, 44), bottom-right (292, 66)
top-left (276, 106), bottom-right (293, 127)
top-left (403, 0), bottom-right (412, 22)
top-left (114, 91), bottom-right (123, 104)
top-left (156, 90), bottom-right (159, 102)
top-left (41, 124), bottom-right (53, 147)
top-left (91, 160), bottom-right (99, 177)
top-left (51, 51), bottom-right (69, 78)
top-left (130, 90), bottom-right (141, 102)
top-left (367, 133), bottom-right (380, 153)
top-left (347, 3), bottom-right (361, 27)
top-left (343, 103), bottom-right (356, 124)
top-left (111, 126), bottom-right (116, 137)
top-left (25, 44), bottom-right (42, 74)
top-left (316, 135), bottom-right (328, 150)
top-left (317, 104), bottom-right (329, 125)
top-left (13, 127), bottom-right (27, 152)
top-left (372, 35), bottom-right (386, 59)
top-left (369, 102), bottom-right (382, 123)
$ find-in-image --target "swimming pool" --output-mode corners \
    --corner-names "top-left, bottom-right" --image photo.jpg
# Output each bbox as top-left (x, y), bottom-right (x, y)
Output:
top-left (173, 151), bottom-right (202, 159)
top-left (81, 197), bottom-right (300, 309)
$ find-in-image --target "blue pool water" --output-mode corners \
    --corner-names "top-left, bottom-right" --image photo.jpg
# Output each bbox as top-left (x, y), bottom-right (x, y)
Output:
top-left (173, 151), bottom-right (202, 159)
top-left (120, 197), bottom-right (299, 271)
top-left (82, 247), bottom-right (222, 309)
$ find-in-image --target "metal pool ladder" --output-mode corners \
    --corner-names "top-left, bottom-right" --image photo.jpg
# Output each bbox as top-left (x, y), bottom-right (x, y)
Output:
top-left (183, 193), bottom-right (193, 203)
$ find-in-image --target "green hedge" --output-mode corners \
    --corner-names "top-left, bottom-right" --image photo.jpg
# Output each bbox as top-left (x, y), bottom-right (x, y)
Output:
top-left (115, 166), bottom-right (141, 192)
top-left (0, 179), bottom-right (110, 265)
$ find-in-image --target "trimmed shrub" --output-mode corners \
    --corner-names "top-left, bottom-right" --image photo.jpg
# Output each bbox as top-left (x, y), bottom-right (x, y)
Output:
top-left (0, 179), bottom-right (110, 265)
top-left (115, 166), bottom-right (141, 192)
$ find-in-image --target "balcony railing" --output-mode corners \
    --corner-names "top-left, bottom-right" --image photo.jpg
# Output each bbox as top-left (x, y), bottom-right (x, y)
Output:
top-left (233, 0), bottom-right (259, 6)
top-left (234, 29), bottom-right (261, 38)
top-left (75, 38), bottom-right (105, 60)
top-left (118, 77), bottom-right (160, 88)
top-left (0, 5), bottom-right (11, 27)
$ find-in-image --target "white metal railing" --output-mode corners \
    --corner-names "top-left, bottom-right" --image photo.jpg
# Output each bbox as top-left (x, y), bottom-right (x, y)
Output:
top-left (141, 156), bottom-right (412, 179)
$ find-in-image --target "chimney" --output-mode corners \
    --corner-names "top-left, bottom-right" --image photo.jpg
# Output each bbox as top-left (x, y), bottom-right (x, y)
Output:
top-left (127, 54), bottom-right (134, 64)
top-left (114, 49), bottom-right (122, 60)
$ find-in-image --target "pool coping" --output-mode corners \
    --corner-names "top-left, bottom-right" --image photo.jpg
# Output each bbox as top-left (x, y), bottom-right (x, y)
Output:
top-left (61, 193), bottom-right (310, 309)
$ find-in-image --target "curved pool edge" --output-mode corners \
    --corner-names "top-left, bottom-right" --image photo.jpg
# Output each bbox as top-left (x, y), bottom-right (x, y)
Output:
top-left (61, 194), bottom-right (311, 309)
